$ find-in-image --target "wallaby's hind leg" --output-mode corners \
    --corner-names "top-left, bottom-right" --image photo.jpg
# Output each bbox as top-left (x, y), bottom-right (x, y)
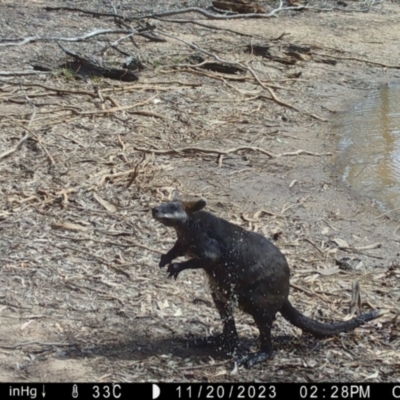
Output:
top-left (194, 289), bottom-right (239, 354)
top-left (237, 312), bottom-right (275, 368)
top-left (212, 289), bottom-right (239, 351)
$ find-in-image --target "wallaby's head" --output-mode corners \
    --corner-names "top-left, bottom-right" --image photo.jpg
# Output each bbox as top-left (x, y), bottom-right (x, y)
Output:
top-left (152, 192), bottom-right (207, 227)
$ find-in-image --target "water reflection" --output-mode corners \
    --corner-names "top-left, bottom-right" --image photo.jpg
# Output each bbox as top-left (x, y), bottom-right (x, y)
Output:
top-left (335, 83), bottom-right (400, 210)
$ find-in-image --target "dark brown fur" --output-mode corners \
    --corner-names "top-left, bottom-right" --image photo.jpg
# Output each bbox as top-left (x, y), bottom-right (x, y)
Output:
top-left (152, 197), bottom-right (381, 368)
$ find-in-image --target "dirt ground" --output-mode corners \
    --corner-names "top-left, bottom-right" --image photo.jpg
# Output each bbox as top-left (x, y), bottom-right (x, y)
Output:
top-left (0, 0), bottom-right (400, 383)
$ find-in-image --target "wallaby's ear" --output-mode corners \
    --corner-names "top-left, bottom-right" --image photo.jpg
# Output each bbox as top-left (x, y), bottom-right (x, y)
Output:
top-left (183, 198), bottom-right (207, 213)
top-left (171, 190), bottom-right (181, 201)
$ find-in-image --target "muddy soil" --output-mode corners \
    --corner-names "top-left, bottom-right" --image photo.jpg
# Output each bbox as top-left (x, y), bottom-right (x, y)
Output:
top-left (0, 0), bottom-right (400, 383)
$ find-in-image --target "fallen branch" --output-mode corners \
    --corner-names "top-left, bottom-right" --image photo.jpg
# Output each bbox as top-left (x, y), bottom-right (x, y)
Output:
top-left (134, 145), bottom-right (274, 158)
top-left (0, 28), bottom-right (141, 47)
top-left (146, 3), bottom-right (377, 19)
top-left (133, 145), bottom-right (331, 159)
top-left (42, 2), bottom-right (381, 24)
top-left (55, 42), bottom-right (138, 82)
top-left (43, 5), bottom-right (305, 22)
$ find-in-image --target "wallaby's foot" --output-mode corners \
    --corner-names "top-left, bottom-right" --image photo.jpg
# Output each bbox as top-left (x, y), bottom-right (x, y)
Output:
top-left (236, 350), bottom-right (275, 369)
top-left (192, 333), bottom-right (239, 355)
top-left (167, 263), bottom-right (184, 279)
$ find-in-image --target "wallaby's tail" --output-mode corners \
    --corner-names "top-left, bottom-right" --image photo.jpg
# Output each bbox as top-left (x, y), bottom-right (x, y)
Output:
top-left (280, 300), bottom-right (381, 338)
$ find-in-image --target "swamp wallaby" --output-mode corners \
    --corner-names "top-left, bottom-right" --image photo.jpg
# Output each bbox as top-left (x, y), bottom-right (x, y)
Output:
top-left (152, 194), bottom-right (381, 368)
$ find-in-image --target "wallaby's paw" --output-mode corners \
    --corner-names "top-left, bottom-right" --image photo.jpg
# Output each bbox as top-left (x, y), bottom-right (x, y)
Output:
top-left (236, 350), bottom-right (275, 369)
top-left (159, 254), bottom-right (170, 268)
top-left (167, 263), bottom-right (182, 279)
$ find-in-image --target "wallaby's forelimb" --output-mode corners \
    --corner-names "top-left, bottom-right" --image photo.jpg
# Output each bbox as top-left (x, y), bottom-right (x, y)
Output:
top-left (159, 241), bottom-right (186, 268)
top-left (167, 255), bottom-right (218, 279)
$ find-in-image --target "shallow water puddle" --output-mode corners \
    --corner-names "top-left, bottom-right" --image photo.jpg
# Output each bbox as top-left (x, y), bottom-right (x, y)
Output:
top-left (335, 83), bottom-right (400, 211)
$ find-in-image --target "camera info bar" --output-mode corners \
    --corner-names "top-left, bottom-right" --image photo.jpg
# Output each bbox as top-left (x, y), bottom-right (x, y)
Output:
top-left (2, 383), bottom-right (400, 400)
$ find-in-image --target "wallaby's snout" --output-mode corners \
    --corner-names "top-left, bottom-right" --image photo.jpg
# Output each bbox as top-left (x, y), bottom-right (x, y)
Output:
top-left (151, 201), bottom-right (188, 227)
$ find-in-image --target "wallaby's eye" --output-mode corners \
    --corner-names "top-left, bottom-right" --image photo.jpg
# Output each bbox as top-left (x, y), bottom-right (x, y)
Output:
top-left (170, 202), bottom-right (181, 212)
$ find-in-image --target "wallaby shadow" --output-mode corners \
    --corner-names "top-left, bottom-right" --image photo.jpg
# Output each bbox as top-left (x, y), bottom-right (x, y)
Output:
top-left (57, 330), bottom-right (312, 365)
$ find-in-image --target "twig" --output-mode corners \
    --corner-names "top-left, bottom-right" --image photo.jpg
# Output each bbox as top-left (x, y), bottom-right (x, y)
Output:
top-left (303, 238), bottom-right (325, 255)
top-left (120, 238), bottom-right (164, 254)
top-left (127, 153), bottom-right (146, 188)
top-left (1, 81), bottom-right (98, 97)
top-left (177, 361), bottom-right (230, 370)
top-left (175, 66), bottom-right (246, 82)
top-left (290, 283), bottom-right (326, 301)
top-left (113, 18), bottom-right (165, 43)
top-left (155, 18), bottom-right (256, 38)
top-left (341, 247), bottom-right (384, 260)
top-left (314, 53), bottom-right (400, 69)
top-left (349, 280), bottom-right (361, 315)
top-left (0, 133), bottom-right (30, 160)
top-left (129, 110), bottom-right (170, 120)
top-left (44, 6), bottom-right (126, 19)
top-left (374, 206), bottom-right (400, 219)
top-left (98, 168), bottom-right (139, 186)
top-left (279, 149), bottom-right (331, 157)
top-left (3, 120), bottom-right (55, 165)
top-left (0, 70), bottom-right (50, 76)
top-left (0, 341), bottom-right (76, 349)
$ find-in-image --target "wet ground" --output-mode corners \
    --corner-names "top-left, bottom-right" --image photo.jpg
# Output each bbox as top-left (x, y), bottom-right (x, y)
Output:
top-left (334, 83), bottom-right (400, 211)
